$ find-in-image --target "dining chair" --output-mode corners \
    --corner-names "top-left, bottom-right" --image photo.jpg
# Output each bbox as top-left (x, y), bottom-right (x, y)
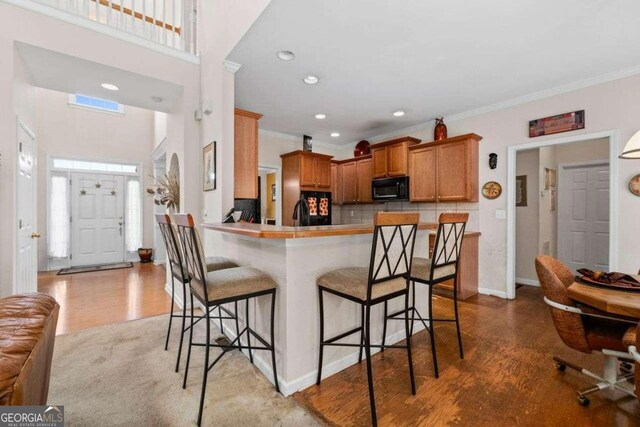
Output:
top-left (174, 213), bottom-right (279, 426)
top-left (155, 213), bottom-right (239, 372)
top-left (316, 211), bottom-right (419, 427)
top-left (535, 255), bottom-right (637, 405)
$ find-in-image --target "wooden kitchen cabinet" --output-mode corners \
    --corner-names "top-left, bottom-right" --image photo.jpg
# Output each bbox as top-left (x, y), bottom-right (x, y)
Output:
top-left (341, 160), bottom-right (357, 203)
top-left (281, 150), bottom-right (334, 226)
top-left (331, 161), bottom-right (343, 204)
top-left (356, 157), bottom-right (373, 203)
top-left (370, 137), bottom-right (420, 179)
top-left (408, 133), bottom-right (481, 203)
top-left (429, 232), bottom-right (480, 300)
top-left (409, 145), bottom-right (437, 202)
top-left (234, 108), bottom-right (262, 199)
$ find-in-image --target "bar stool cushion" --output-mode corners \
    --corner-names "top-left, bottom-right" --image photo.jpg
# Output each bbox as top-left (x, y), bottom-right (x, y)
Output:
top-left (198, 267), bottom-right (277, 303)
top-left (411, 257), bottom-right (456, 282)
top-left (317, 267), bottom-right (407, 301)
top-left (205, 256), bottom-right (238, 272)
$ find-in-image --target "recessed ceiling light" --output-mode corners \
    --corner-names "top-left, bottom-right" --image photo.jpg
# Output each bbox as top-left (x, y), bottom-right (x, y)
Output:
top-left (277, 50), bottom-right (295, 61)
top-left (304, 75), bottom-right (319, 85)
top-left (393, 110), bottom-right (405, 117)
top-left (315, 113), bottom-right (326, 119)
top-left (330, 132), bottom-right (340, 138)
top-left (101, 83), bottom-right (119, 91)
top-left (151, 96), bottom-right (163, 103)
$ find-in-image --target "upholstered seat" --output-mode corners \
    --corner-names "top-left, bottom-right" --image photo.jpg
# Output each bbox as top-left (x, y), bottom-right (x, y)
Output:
top-left (411, 257), bottom-right (456, 282)
top-left (193, 266), bottom-right (277, 303)
top-left (623, 327), bottom-right (636, 348)
top-left (317, 267), bottom-right (407, 301)
top-left (205, 256), bottom-right (238, 272)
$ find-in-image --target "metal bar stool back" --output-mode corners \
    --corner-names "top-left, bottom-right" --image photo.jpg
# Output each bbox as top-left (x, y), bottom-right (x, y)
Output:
top-left (316, 211), bottom-right (420, 426)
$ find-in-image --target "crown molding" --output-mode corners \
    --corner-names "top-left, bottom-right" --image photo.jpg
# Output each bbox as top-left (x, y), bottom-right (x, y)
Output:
top-left (361, 63), bottom-right (640, 143)
top-left (223, 60), bottom-right (242, 74)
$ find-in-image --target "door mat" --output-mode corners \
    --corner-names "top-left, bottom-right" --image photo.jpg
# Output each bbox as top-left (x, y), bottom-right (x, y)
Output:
top-left (58, 262), bottom-right (134, 275)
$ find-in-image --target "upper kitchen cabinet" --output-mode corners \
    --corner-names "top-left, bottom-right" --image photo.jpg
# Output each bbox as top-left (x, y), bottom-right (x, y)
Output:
top-left (370, 137), bottom-right (420, 179)
top-left (292, 151), bottom-right (332, 190)
top-left (339, 155), bottom-right (372, 204)
top-left (234, 108), bottom-right (262, 199)
top-left (331, 161), bottom-right (343, 204)
top-left (408, 133), bottom-right (482, 203)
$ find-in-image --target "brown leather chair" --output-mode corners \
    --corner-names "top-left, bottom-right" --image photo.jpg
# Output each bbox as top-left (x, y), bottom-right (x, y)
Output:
top-left (535, 256), bottom-right (637, 405)
top-left (0, 293), bottom-right (59, 405)
top-left (625, 325), bottom-right (640, 399)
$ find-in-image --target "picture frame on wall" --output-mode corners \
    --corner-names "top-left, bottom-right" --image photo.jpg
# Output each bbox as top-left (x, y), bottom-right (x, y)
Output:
top-left (203, 141), bottom-right (216, 191)
top-left (551, 190), bottom-right (557, 212)
top-left (516, 175), bottom-right (527, 207)
top-left (271, 184), bottom-right (276, 201)
top-left (544, 168), bottom-right (557, 190)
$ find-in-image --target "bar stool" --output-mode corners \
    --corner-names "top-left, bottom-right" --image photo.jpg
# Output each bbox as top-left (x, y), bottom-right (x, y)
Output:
top-left (383, 212), bottom-right (468, 378)
top-left (173, 213), bottom-right (279, 427)
top-left (155, 214), bottom-right (239, 372)
top-left (316, 212), bottom-right (419, 427)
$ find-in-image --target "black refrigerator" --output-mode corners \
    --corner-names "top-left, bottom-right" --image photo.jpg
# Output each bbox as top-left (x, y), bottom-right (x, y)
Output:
top-left (292, 191), bottom-right (332, 226)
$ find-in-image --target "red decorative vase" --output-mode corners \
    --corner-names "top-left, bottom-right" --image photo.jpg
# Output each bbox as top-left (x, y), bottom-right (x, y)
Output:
top-left (434, 118), bottom-right (447, 141)
top-left (354, 140), bottom-right (371, 157)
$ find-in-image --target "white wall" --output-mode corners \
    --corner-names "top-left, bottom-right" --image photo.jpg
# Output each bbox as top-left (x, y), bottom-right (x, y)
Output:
top-left (153, 111), bottom-right (167, 148)
top-left (35, 88), bottom-right (155, 270)
top-left (360, 73), bottom-right (640, 298)
top-left (538, 146), bottom-right (557, 257)
top-left (515, 149), bottom-right (540, 282)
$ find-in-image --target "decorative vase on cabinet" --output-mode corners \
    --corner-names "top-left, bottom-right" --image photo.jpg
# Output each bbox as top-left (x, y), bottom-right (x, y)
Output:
top-left (434, 117), bottom-right (447, 141)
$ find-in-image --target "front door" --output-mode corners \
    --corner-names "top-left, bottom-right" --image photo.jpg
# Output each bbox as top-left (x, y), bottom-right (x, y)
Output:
top-left (16, 120), bottom-right (38, 293)
top-left (558, 162), bottom-right (610, 272)
top-left (71, 173), bottom-right (125, 266)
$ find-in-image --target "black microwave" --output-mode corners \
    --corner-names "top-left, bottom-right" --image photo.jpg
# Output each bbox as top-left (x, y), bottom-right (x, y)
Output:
top-left (372, 176), bottom-right (410, 201)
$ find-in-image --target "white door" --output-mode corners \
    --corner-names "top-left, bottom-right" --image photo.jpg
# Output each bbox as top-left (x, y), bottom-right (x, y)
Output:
top-left (558, 162), bottom-right (609, 272)
top-left (71, 173), bottom-right (125, 266)
top-left (16, 120), bottom-right (38, 293)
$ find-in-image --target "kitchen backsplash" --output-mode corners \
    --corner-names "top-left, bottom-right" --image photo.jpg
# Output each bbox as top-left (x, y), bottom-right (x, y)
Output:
top-left (332, 202), bottom-right (479, 231)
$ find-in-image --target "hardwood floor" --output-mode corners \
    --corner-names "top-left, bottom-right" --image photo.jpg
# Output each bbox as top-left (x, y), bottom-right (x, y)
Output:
top-left (294, 286), bottom-right (640, 426)
top-left (38, 263), bottom-right (171, 335)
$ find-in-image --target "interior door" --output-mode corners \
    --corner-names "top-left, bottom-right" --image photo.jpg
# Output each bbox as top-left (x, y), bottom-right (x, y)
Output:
top-left (71, 173), bottom-right (125, 266)
top-left (16, 121), bottom-right (38, 293)
top-left (558, 162), bottom-right (609, 272)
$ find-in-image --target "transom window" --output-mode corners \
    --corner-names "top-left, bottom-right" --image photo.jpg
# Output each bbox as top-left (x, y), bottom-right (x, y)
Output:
top-left (68, 94), bottom-right (124, 114)
top-left (52, 157), bottom-right (138, 174)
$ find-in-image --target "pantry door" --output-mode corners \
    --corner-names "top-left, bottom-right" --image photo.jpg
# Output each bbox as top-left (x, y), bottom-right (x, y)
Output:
top-left (71, 173), bottom-right (125, 266)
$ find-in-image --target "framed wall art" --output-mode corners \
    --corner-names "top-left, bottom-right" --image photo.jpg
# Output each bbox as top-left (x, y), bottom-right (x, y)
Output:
top-left (203, 141), bottom-right (216, 191)
top-left (516, 175), bottom-right (528, 207)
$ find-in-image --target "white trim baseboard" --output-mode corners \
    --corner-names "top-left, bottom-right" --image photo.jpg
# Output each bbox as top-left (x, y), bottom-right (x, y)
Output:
top-left (516, 278), bottom-right (540, 287)
top-left (478, 287), bottom-right (508, 299)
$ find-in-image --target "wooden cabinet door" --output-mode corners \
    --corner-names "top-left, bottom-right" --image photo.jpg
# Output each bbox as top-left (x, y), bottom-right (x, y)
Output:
top-left (436, 141), bottom-right (469, 202)
top-left (331, 163), bottom-right (342, 204)
top-left (371, 146), bottom-right (388, 178)
top-left (315, 157), bottom-right (331, 188)
top-left (356, 158), bottom-right (373, 203)
top-left (299, 154), bottom-right (316, 188)
top-left (387, 142), bottom-right (408, 176)
top-left (409, 146), bottom-right (437, 202)
top-left (234, 112), bottom-right (259, 198)
top-left (341, 161), bottom-right (358, 203)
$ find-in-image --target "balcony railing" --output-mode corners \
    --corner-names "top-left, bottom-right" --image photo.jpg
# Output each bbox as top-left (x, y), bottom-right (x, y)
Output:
top-left (30, 0), bottom-right (197, 55)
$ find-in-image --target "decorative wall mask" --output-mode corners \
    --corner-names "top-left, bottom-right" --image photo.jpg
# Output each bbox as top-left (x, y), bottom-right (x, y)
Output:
top-left (489, 153), bottom-right (498, 169)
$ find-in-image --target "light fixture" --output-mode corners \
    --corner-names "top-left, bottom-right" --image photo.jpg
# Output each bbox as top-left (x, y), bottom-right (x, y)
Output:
top-left (393, 110), bottom-right (405, 117)
top-left (315, 113), bottom-right (326, 119)
top-left (101, 83), bottom-right (119, 91)
top-left (303, 75), bottom-right (319, 85)
top-left (151, 96), bottom-right (163, 103)
top-left (330, 132), bottom-right (340, 138)
top-left (620, 130), bottom-right (640, 159)
top-left (276, 50), bottom-right (295, 61)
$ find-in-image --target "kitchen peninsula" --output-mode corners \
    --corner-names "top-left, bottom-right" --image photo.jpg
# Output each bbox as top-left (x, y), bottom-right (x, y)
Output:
top-left (204, 221), bottom-right (480, 396)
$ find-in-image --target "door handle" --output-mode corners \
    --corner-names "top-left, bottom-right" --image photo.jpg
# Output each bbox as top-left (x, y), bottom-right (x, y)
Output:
top-left (118, 221), bottom-right (123, 226)
top-left (31, 232), bottom-right (41, 238)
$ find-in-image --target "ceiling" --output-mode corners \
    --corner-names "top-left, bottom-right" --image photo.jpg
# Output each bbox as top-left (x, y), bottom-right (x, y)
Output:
top-left (228, 0), bottom-right (640, 145)
top-left (17, 43), bottom-right (183, 113)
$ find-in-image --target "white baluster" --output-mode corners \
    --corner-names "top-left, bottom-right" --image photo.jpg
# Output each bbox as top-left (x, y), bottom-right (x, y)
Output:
top-left (162, 0), bottom-right (167, 46)
top-left (172, 0), bottom-right (176, 49)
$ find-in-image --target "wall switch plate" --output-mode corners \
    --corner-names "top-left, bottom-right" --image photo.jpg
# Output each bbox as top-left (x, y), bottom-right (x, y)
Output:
top-left (495, 209), bottom-right (506, 219)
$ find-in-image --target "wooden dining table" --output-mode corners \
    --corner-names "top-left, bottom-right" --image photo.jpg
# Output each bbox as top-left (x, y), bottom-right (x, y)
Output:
top-left (568, 275), bottom-right (640, 319)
